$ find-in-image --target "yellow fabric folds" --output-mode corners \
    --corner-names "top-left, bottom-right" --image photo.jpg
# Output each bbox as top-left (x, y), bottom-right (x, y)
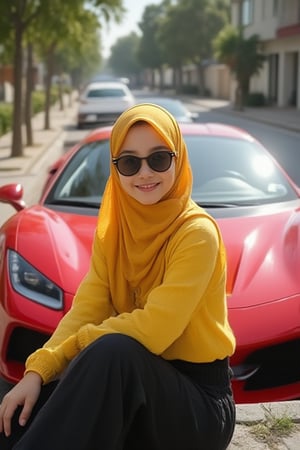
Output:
top-left (97, 103), bottom-right (207, 312)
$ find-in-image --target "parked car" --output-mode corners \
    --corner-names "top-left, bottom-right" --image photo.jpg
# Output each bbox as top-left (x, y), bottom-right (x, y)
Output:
top-left (1, 123), bottom-right (300, 404)
top-left (77, 81), bottom-right (135, 128)
top-left (135, 97), bottom-right (199, 122)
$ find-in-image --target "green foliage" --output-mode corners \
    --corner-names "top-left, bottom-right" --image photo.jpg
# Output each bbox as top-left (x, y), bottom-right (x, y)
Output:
top-left (156, 0), bottom-right (229, 67)
top-left (109, 33), bottom-right (141, 77)
top-left (0, 0), bottom-right (124, 83)
top-left (0, 88), bottom-right (60, 137)
top-left (0, 103), bottom-right (13, 136)
top-left (251, 415), bottom-right (295, 445)
top-left (214, 24), bottom-right (266, 107)
top-left (214, 25), bottom-right (266, 80)
top-left (32, 88), bottom-right (59, 115)
top-left (32, 91), bottom-right (45, 115)
top-left (49, 86), bottom-right (60, 105)
top-left (137, 3), bottom-right (167, 70)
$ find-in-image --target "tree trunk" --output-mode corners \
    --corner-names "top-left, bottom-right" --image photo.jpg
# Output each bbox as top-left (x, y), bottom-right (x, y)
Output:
top-left (234, 84), bottom-right (243, 111)
top-left (159, 66), bottom-right (164, 92)
top-left (58, 74), bottom-right (64, 111)
top-left (68, 90), bottom-right (73, 107)
top-left (25, 42), bottom-right (34, 146)
top-left (175, 66), bottom-right (183, 94)
top-left (196, 65), bottom-right (205, 96)
top-left (11, 22), bottom-right (23, 157)
top-left (44, 47), bottom-right (55, 130)
top-left (151, 69), bottom-right (155, 90)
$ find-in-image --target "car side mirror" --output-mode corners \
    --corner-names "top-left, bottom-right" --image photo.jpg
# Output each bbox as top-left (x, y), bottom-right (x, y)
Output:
top-left (0, 183), bottom-right (26, 211)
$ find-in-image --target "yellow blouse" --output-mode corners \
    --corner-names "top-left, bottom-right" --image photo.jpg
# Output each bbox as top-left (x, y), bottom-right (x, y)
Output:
top-left (26, 215), bottom-right (235, 384)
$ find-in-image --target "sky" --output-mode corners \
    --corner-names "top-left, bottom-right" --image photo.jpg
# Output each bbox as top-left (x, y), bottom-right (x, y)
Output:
top-left (101, 0), bottom-right (161, 58)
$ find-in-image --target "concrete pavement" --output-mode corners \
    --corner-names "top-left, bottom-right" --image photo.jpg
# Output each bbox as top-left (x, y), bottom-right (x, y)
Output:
top-left (0, 93), bottom-right (79, 225)
top-left (1, 94), bottom-right (300, 448)
top-left (180, 96), bottom-right (300, 134)
top-left (0, 93), bottom-right (78, 176)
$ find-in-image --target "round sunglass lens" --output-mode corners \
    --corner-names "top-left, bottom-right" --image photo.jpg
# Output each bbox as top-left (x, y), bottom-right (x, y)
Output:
top-left (118, 156), bottom-right (140, 176)
top-left (149, 152), bottom-right (171, 171)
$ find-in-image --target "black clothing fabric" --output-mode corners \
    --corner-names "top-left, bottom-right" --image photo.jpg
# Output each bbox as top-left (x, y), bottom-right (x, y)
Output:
top-left (0, 334), bottom-right (235, 450)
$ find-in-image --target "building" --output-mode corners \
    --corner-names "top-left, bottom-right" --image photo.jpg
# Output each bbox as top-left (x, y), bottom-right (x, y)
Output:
top-left (231, 0), bottom-right (300, 109)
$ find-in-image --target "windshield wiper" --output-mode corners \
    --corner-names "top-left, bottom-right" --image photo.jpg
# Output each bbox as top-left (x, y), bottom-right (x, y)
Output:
top-left (49, 199), bottom-right (100, 208)
top-left (196, 202), bottom-right (237, 208)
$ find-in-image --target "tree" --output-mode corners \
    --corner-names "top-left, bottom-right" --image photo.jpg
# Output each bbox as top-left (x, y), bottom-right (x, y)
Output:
top-left (137, 3), bottom-right (168, 90)
top-left (214, 25), bottom-right (266, 110)
top-left (0, 0), bottom-right (124, 157)
top-left (54, 23), bottom-right (102, 93)
top-left (33, 2), bottom-right (103, 130)
top-left (159, 0), bottom-right (229, 95)
top-left (109, 33), bottom-right (142, 84)
top-left (0, 0), bottom-right (43, 157)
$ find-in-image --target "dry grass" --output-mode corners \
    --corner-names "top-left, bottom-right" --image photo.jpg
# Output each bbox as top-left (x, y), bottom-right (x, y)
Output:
top-left (251, 412), bottom-right (295, 448)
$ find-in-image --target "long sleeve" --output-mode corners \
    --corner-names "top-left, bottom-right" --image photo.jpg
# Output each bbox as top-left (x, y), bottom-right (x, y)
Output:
top-left (26, 218), bottom-right (235, 384)
top-left (25, 234), bottom-right (114, 383)
top-left (75, 221), bottom-right (220, 354)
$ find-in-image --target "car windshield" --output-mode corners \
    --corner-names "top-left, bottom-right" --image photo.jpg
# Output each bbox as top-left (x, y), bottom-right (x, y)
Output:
top-left (187, 135), bottom-right (296, 205)
top-left (46, 135), bottom-right (297, 209)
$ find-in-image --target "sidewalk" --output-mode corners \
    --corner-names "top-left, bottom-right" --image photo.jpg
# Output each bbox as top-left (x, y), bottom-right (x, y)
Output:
top-left (181, 96), bottom-right (300, 134)
top-left (230, 401), bottom-right (300, 449)
top-left (1, 95), bottom-right (300, 449)
top-left (0, 93), bottom-right (78, 177)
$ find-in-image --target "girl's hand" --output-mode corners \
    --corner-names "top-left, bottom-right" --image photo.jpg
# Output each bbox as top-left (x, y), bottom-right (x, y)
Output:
top-left (0, 371), bottom-right (42, 437)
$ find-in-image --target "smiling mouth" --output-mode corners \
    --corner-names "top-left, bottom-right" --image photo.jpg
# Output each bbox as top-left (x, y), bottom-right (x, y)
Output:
top-left (137, 183), bottom-right (159, 191)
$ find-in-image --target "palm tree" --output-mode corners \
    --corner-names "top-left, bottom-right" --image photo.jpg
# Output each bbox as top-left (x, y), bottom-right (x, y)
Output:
top-left (214, 25), bottom-right (266, 110)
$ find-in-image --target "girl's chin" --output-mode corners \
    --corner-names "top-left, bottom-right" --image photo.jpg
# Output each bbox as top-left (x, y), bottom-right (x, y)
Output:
top-left (132, 193), bottom-right (161, 205)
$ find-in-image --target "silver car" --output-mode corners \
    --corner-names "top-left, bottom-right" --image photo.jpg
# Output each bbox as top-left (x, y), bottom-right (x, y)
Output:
top-left (77, 81), bottom-right (135, 128)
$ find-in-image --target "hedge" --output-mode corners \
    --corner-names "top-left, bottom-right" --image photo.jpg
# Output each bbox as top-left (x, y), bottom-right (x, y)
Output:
top-left (0, 88), bottom-right (60, 137)
top-left (0, 103), bottom-right (13, 136)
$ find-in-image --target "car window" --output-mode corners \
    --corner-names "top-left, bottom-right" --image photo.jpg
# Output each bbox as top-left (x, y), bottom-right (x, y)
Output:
top-left (87, 89), bottom-right (126, 98)
top-left (46, 140), bottom-right (110, 207)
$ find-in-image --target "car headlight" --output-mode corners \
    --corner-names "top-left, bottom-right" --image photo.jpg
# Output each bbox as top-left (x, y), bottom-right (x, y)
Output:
top-left (8, 250), bottom-right (63, 310)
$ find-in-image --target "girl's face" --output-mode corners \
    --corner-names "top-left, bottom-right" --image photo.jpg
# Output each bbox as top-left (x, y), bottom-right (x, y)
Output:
top-left (116, 123), bottom-right (176, 205)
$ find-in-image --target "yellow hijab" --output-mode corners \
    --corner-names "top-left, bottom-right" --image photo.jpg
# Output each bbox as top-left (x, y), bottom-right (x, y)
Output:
top-left (97, 103), bottom-right (208, 311)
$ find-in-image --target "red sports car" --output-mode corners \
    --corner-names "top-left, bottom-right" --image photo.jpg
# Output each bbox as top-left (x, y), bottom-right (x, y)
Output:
top-left (1, 123), bottom-right (300, 404)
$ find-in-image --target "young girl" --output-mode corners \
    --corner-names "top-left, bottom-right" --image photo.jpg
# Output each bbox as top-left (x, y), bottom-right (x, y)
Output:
top-left (0, 103), bottom-right (236, 449)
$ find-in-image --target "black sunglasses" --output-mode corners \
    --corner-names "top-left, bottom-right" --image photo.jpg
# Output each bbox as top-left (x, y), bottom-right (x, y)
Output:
top-left (112, 151), bottom-right (176, 176)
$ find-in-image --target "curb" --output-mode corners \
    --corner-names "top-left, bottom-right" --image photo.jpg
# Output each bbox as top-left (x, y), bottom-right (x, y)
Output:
top-left (236, 401), bottom-right (300, 425)
top-left (24, 128), bottom-right (66, 175)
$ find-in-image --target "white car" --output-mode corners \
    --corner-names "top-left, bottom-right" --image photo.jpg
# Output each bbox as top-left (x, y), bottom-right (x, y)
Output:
top-left (77, 81), bottom-right (135, 128)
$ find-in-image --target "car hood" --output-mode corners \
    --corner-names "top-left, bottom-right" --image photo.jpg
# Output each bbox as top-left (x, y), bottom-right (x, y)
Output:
top-left (8, 204), bottom-right (300, 309)
top-left (218, 204), bottom-right (300, 308)
top-left (12, 205), bottom-right (97, 296)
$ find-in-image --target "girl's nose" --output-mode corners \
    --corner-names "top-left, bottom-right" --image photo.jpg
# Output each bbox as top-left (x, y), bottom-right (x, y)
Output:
top-left (138, 159), bottom-right (153, 175)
